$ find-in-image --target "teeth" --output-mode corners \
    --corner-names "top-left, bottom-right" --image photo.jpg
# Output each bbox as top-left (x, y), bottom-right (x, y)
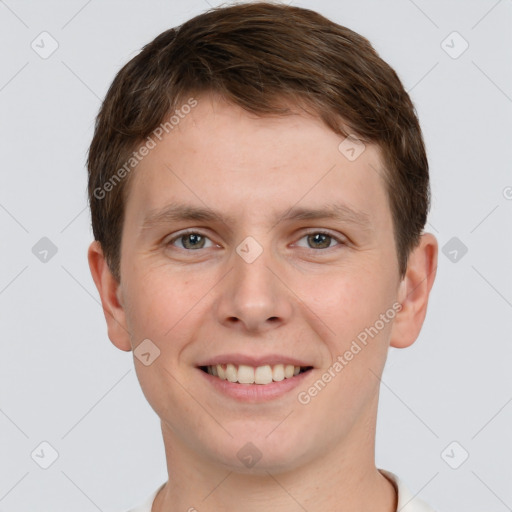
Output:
top-left (206, 363), bottom-right (306, 384)
top-left (237, 364), bottom-right (255, 384)
top-left (226, 363), bottom-right (237, 383)
top-left (254, 365), bottom-right (273, 384)
top-left (272, 364), bottom-right (285, 382)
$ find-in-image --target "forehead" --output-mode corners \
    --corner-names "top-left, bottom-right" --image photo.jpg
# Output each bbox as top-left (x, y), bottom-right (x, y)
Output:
top-left (125, 93), bottom-right (390, 233)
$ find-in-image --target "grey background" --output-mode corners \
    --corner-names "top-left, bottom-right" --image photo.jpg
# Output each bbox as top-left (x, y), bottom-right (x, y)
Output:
top-left (0, 0), bottom-right (511, 510)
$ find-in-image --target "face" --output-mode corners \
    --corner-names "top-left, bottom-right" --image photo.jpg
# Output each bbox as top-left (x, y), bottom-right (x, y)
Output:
top-left (108, 93), bottom-right (407, 471)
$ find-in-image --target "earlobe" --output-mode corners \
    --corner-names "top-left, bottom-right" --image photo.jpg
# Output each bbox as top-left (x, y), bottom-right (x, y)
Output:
top-left (87, 241), bottom-right (132, 352)
top-left (390, 233), bottom-right (438, 349)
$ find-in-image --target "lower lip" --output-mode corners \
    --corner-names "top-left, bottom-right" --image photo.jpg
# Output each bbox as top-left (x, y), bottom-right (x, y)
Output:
top-left (197, 368), bottom-right (313, 402)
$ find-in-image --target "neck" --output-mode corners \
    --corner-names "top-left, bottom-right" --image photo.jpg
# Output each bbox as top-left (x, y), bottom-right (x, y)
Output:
top-left (152, 413), bottom-right (397, 512)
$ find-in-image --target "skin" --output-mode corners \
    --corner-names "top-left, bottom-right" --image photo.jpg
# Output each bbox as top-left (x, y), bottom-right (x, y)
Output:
top-left (89, 92), bottom-right (437, 512)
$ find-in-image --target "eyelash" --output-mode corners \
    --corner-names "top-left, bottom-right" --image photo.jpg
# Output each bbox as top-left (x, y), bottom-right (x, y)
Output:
top-left (166, 229), bottom-right (346, 252)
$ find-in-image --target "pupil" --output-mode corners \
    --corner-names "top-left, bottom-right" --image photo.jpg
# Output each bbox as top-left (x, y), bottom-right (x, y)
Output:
top-left (309, 233), bottom-right (330, 249)
top-left (184, 233), bottom-right (204, 249)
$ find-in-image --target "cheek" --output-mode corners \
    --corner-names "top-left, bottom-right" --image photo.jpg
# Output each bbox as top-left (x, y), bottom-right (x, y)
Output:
top-left (295, 272), bottom-right (395, 428)
top-left (122, 270), bottom-right (201, 414)
top-left (298, 264), bottom-right (396, 416)
top-left (298, 263), bottom-right (395, 346)
top-left (123, 266), bottom-right (199, 339)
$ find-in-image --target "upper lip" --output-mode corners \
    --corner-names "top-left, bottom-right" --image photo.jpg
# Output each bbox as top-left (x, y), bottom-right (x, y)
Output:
top-left (197, 353), bottom-right (313, 368)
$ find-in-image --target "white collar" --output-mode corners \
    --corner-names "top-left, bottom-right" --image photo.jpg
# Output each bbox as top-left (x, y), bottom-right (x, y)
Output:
top-left (380, 469), bottom-right (436, 511)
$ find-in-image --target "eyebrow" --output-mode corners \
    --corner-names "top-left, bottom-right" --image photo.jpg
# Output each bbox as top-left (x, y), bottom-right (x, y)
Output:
top-left (140, 201), bottom-right (372, 233)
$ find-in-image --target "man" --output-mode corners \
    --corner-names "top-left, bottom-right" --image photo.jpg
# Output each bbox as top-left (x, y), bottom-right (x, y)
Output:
top-left (87, 2), bottom-right (438, 510)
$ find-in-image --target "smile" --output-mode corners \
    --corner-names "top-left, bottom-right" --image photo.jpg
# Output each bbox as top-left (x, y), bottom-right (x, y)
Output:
top-left (200, 364), bottom-right (313, 385)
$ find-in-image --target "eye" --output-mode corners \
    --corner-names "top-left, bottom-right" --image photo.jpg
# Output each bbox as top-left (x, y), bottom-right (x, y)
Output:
top-left (167, 231), bottom-right (215, 250)
top-left (165, 229), bottom-right (346, 252)
top-left (295, 231), bottom-right (345, 250)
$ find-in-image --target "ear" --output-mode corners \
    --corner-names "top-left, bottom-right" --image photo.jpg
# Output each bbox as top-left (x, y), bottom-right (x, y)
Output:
top-left (390, 232), bottom-right (438, 349)
top-left (87, 241), bottom-right (132, 352)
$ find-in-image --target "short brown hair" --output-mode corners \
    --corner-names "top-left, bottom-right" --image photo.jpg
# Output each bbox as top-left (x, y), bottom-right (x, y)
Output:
top-left (88, 1), bottom-right (430, 281)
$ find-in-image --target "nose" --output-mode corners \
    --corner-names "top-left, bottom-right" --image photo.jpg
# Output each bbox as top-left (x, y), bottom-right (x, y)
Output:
top-left (214, 241), bottom-right (293, 333)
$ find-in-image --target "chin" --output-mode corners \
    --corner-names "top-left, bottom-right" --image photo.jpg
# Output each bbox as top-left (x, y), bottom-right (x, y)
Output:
top-left (203, 426), bottom-right (313, 475)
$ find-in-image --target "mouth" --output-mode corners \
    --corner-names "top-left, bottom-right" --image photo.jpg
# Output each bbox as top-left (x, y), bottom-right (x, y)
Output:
top-left (198, 363), bottom-right (314, 385)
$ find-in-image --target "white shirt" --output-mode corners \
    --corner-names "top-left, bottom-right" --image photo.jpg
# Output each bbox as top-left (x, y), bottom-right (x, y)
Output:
top-left (127, 469), bottom-right (436, 511)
